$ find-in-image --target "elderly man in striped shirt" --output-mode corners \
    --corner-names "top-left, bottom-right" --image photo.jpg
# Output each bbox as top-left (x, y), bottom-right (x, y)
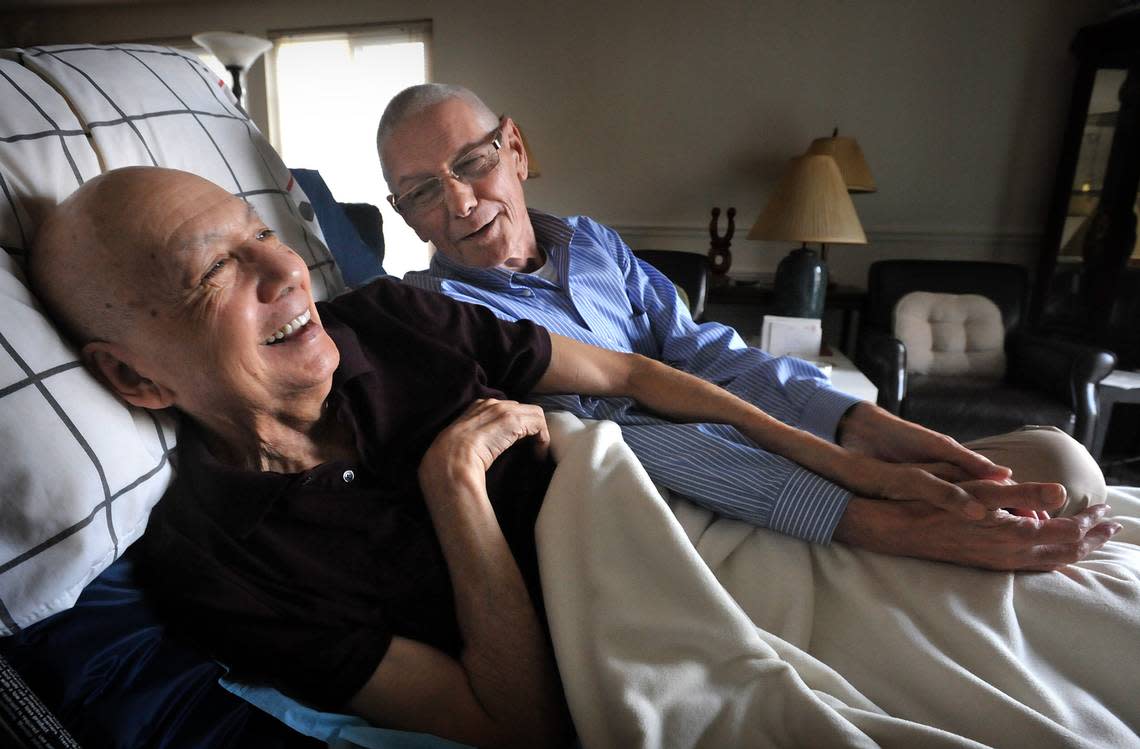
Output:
top-left (380, 83), bottom-right (1114, 571)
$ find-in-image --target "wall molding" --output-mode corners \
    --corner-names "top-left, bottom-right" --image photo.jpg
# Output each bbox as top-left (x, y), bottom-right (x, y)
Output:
top-left (611, 223), bottom-right (1045, 286)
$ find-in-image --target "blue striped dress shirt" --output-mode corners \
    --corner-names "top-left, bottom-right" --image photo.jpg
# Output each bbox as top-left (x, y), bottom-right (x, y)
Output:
top-left (403, 210), bottom-right (864, 543)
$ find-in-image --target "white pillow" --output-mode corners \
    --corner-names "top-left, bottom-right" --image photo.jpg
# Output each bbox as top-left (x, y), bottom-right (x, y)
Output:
top-left (893, 291), bottom-right (1006, 378)
top-left (0, 44), bottom-right (344, 635)
top-left (16, 44), bottom-right (345, 300)
top-left (0, 252), bottom-right (177, 634)
top-left (0, 55), bottom-right (103, 253)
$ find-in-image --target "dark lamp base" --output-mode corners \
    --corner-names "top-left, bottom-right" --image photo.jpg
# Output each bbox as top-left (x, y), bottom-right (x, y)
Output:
top-left (773, 247), bottom-right (828, 318)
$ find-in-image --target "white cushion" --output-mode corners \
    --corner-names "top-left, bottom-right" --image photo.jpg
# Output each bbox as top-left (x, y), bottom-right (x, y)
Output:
top-left (0, 44), bottom-right (344, 635)
top-left (893, 291), bottom-right (1006, 378)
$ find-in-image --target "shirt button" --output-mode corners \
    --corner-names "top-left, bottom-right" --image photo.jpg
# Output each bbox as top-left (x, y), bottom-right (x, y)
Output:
top-left (522, 289), bottom-right (534, 297)
top-left (342, 469), bottom-right (355, 483)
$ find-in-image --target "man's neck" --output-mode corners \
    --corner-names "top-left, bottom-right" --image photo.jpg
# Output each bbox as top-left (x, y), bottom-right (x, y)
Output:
top-left (195, 390), bottom-right (357, 474)
top-left (500, 212), bottom-right (543, 272)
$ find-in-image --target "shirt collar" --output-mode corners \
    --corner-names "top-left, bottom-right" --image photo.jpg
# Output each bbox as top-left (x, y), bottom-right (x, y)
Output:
top-left (428, 209), bottom-right (575, 292)
top-left (176, 418), bottom-right (293, 538)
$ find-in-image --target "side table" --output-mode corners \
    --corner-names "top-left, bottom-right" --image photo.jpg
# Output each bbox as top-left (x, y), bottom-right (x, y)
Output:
top-left (707, 279), bottom-right (867, 355)
top-left (815, 348), bottom-right (879, 404)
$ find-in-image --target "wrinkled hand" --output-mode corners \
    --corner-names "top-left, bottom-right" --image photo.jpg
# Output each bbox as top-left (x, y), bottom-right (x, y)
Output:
top-left (833, 402), bottom-right (1050, 520)
top-left (834, 493), bottom-right (1123, 571)
top-left (844, 460), bottom-right (1068, 521)
top-left (839, 402), bottom-right (1011, 483)
top-left (420, 398), bottom-right (550, 486)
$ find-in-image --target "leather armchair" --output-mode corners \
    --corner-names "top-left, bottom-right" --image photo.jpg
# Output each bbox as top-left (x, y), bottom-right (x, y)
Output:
top-left (633, 250), bottom-right (709, 322)
top-left (856, 260), bottom-right (1116, 448)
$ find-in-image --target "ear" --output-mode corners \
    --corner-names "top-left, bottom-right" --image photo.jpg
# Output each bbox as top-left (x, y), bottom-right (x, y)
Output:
top-left (502, 117), bottom-right (529, 184)
top-left (83, 341), bottom-right (176, 410)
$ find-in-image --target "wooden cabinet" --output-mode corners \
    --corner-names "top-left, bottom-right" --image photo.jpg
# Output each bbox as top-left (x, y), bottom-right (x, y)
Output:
top-left (1033, 12), bottom-right (1140, 368)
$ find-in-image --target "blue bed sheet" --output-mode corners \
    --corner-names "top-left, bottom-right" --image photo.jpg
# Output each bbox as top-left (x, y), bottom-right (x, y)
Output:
top-left (0, 548), bottom-right (318, 749)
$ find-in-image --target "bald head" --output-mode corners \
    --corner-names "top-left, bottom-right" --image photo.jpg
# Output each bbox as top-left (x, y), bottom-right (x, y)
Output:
top-left (30, 167), bottom-right (224, 345)
top-left (376, 83), bottom-right (499, 184)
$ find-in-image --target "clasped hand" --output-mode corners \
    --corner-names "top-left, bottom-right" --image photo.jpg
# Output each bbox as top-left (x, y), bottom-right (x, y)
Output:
top-left (833, 403), bottom-right (1122, 570)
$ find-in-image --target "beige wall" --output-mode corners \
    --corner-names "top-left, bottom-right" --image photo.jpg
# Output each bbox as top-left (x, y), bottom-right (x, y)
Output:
top-left (1, 0), bottom-right (1114, 284)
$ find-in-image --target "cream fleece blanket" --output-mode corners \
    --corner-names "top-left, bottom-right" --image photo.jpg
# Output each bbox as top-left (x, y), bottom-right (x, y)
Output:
top-left (536, 413), bottom-right (1140, 749)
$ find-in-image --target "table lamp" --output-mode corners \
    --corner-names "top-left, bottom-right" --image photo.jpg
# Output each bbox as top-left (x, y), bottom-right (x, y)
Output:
top-left (807, 129), bottom-right (876, 193)
top-left (192, 31), bottom-right (272, 106)
top-left (748, 154), bottom-right (867, 318)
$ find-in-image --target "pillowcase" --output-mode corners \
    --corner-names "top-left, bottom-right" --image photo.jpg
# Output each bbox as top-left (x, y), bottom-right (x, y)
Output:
top-left (0, 252), bottom-right (177, 635)
top-left (893, 291), bottom-right (1006, 378)
top-left (14, 44), bottom-right (345, 300)
top-left (0, 55), bottom-right (102, 254)
top-left (0, 43), bottom-right (345, 634)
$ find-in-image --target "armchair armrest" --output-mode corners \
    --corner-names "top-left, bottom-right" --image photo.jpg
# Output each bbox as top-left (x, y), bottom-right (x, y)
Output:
top-left (1007, 331), bottom-right (1117, 448)
top-left (855, 328), bottom-right (906, 414)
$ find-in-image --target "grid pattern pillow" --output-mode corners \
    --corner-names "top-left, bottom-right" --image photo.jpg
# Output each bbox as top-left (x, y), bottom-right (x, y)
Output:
top-left (0, 44), bottom-right (344, 635)
top-left (15, 44), bottom-right (344, 298)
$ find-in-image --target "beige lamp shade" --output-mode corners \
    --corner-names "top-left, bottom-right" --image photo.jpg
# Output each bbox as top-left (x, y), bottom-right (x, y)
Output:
top-left (516, 124), bottom-right (541, 178)
top-left (748, 154), bottom-right (867, 244)
top-left (192, 31), bottom-right (272, 71)
top-left (807, 135), bottom-right (876, 192)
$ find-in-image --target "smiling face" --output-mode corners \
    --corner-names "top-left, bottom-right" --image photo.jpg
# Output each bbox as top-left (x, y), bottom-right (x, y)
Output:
top-left (381, 98), bottom-right (541, 271)
top-left (62, 169), bottom-right (341, 433)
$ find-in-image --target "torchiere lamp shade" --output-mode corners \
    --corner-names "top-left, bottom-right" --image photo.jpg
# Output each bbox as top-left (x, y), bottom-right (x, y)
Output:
top-left (192, 31), bottom-right (272, 104)
top-left (191, 31), bottom-right (272, 71)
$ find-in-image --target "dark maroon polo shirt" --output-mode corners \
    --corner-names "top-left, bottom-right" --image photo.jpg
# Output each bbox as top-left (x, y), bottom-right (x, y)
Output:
top-left (141, 278), bottom-right (554, 710)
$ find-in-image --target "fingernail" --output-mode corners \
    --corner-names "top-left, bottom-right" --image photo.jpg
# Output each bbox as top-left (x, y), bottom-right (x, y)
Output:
top-left (1110, 523), bottom-right (1123, 536)
top-left (966, 501), bottom-right (986, 519)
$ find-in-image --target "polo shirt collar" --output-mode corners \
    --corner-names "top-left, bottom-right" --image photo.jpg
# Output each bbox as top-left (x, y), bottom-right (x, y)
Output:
top-left (177, 419), bottom-right (291, 538)
top-left (428, 209), bottom-right (575, 293)
top-left (320, 303), bottom-right (373, 388)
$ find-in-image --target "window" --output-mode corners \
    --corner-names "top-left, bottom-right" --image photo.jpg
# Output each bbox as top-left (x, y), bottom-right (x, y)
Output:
top-left (267, 23), bottom-right (431, 279)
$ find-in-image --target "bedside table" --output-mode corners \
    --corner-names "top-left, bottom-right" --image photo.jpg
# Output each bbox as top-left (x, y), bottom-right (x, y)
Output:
top-left (740, 333), bottom-right (878, 403)
top-left (707, 279), bottom-right (867, 355)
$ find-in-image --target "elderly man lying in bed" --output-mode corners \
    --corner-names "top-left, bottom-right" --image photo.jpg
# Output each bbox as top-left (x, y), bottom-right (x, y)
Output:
top-left (28, 167), bottom-right (1119, 748)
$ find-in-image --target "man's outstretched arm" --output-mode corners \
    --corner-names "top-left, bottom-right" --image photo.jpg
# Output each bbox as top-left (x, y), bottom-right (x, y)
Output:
top-left (535, 332), bottom-right (1057, 522)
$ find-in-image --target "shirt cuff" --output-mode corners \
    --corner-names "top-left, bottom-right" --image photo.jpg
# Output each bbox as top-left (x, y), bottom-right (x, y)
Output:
top-left (798, 385), bottom-right (863, 442)
top-left (768, 468), bottom-right (852, 544)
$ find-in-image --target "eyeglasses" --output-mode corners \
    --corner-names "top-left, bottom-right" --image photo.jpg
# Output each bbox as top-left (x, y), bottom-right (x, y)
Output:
top-left (388, 119), bottom-right (506, 216)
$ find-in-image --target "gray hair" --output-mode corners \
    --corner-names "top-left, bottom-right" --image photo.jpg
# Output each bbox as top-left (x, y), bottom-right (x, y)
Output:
top-left (376, 84), bottom-right (499, 181)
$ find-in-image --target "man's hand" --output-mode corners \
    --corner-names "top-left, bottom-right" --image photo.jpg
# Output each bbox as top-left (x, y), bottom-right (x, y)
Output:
top-left (840, 460), bottom-right (1065, 521)
top-left (839, 402), bottom-right (1011, 483)
top-left (834, 494), bottom-right (1123, 571)
top-left (419, 399), bottom-right (550, 499)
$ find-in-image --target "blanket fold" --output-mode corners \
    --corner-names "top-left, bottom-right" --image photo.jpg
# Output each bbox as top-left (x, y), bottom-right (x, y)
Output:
top-left (538, 413), bottom-right (1140, 749)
